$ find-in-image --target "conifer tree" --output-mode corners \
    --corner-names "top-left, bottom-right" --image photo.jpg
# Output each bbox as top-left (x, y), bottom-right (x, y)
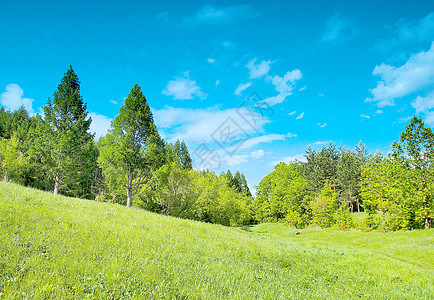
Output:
top-left (98, 83), bottom-right (164, 207)
top-left (42, 66), bottom-right (96, 196)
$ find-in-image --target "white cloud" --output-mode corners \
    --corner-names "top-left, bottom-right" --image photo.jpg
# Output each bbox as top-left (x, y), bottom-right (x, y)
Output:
top-left (317, 122), bottom-right (327, 127)
top-left (184, 5), bottom-right (258, 26)
top-left (0, 84), bottom-right (34, 114)
top-left (207, 58), bottom-right (216, 64)
top-left (110, 100), bottom-right (118, 105)
top-left (314, 140), bottom-right (332, 146)
top-left (234, 82), bottom-right (252, 95)
top-left (271, 154), bottom-right (306, 166)
top-left (412, 92), bottom-right (434, 114)
top-left (270, 70), bottom-right (302, 95)
top-left (215, 80), bottom-right (220, 86)
top-left (318, 93), bottom-right (325, 97)
top-left (288, 111), bottom-right (296, 116)
top-left (367, 42), bottom-right (434, 107)
top-left (225, 154), bottom-right (250, 166)
top-left (152, 106), bottom-right (271, 143)
top-left (262, 94), bottom-right (287, 106)
top-left (89, 112), bottom-right (113, 140)
top-left (321, 13), bottom-right (359, 44)
top-left (425, 111), bottom-right (434, 125)
top-left (412, 92), bottom-right (434, 125)
top-left (375, 110), bottom-right (383, 114)
top-left (239, 133), bottom-right (295, 150)
top-left (250, 149), bottom-right (265, 159)
top-left (361, 114), bottom-right (371, 119)
top-left (296, 112), bottom-right (304, 119)
top-left (375, 12), bottom-right (434, 50)
top-left (162, 72), bottom-right (206, 100)
top-left (299, 86), bottom-right (307, 91)
top-left (247, 58), bottom-right (272, 79)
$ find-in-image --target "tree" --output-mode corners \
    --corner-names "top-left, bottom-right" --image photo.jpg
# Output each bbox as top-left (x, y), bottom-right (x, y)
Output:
top-left (337, 150), bottom-right (360, 212)
top-left (311, 183), bottom-right (339, 228)
top-left (240, 173), bottom-right (252, 197)
top-left (303, 143), bottom-right (339, 196)
top-left (391, 116), bottom-right (434, 229)
top-left (0, 135), bottom-right (26, 182)
top-left (143, 162), bottom-right (197, 217)
top-left (42, 66), bottom-right (97, 197)
top-left (166, 140), bottom-right (193, 170)
top-left (254, 162), bottom-right (310, 226)
top-left (98, 83), bottom-right (165, 207)
top-left (360, 159), bottom-right (421, 230)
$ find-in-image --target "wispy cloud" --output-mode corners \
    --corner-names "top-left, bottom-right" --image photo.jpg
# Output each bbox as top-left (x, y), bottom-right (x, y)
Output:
top-left (207, 58), bottom-right (216, 64)
top-left (296, 112), bottom-right (304, 119)
top-left (162, 72), bottom-right (206, 100)
top-left (0, 84), bottom-right (34, 115)
top-left (288, 111), bottom-right (296, 116)
top-left (270, 70), bottom-right (302, 95)
top-left (234, 82), bottom-right (252, 95)
top-left (317, 122), bottom-right (327, 127)
top-left (110, 100), bottom-right (118, 105)
top-left (314, 140), bottom-right (332, 146)
top-left (152, 106), bottom-right (271, 143)
top-left (375, 12), bottom-right (434, 51)
top-left (366, 42), bottom-right (434, 107)
top-left (183, 5), bottom-right (258, 26)
top-left (247, 58), bottom-right (273, 79)
top-left (375, 110), bottom-right (383, 114)
top-left (361, 114), bottom-right (371, 119)
top-left (250, 149), bottom-right (265, 159)
top-left (412, 91), bottom-right (434, 125)
top-left (321, 13), bottom-right (359, 44)
top-left (261, 69), bottom-right (303, 106)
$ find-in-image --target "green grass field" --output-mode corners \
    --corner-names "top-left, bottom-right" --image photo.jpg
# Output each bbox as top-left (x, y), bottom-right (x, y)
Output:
top-left (1, 182), bottom-right (433, 299)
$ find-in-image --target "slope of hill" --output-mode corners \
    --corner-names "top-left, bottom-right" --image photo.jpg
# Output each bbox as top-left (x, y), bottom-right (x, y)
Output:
top-left (1, 182), bottom-right (433, 299)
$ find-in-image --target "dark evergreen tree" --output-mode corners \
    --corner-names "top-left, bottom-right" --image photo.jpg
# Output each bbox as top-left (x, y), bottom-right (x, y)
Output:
top-left (42, 66), bottom-right (97, 197)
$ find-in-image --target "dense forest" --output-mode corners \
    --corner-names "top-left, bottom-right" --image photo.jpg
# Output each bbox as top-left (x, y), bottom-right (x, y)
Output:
top-left (0, 67), bottom-right (433, 231)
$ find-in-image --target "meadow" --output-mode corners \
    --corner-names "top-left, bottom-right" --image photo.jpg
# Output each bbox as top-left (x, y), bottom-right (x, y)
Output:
top-left (1, 182), bottom-right (433, 299)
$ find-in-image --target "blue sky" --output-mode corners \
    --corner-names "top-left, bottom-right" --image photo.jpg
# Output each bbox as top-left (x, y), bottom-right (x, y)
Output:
top-left (1, 0), bottom-right (434, 192)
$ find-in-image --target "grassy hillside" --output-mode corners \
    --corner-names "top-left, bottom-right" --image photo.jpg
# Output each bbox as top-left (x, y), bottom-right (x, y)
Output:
top-left (0, 183), bottom-right (433, 299)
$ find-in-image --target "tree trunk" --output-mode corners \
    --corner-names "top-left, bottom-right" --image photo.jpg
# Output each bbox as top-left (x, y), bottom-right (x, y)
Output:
top-left (3, 169), bottom-right (8, 182)
top-left (357, 196), bottom-right (361, 213)
top-left (53, 173), bottom-right (60, 194)
top-left (424, 197), bottom-right (430, 229)
top-left (126, 187), bottom-right (132, 208)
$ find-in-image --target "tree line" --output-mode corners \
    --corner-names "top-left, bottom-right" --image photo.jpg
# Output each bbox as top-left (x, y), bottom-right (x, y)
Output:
top-left (254, 117), bottom-right (433, 231)
top-left (0, 66), bottom-right (253, 226)
top-left (1, 66), bottom-right (432, 230)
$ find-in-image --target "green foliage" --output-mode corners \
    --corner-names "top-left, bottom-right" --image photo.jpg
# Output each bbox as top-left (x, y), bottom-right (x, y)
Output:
top-left (192, 171), bottom-right (252, 226)
top-left (0, 135), bottom-right (26, 182)
top-left (42, 66), bottom-right (97, 197)
top-left (311, 183), bottom-right (339, 228)
top-left (303, 143), bottom-right (339, 196)
top-left (392, 116), bottom-right (433, 229)
top-left (140, 162), bottom-right (197, 218)
top-left (98, 84), bottom-right (165, 207)
top-left (254, 162), bottom-right (310, 227)
top-left (165, 140), bottom-right (192, 170)
top-left (336, 203), bottom-right (354, 230)
top-left (361, 159), bottom-right (426, 231)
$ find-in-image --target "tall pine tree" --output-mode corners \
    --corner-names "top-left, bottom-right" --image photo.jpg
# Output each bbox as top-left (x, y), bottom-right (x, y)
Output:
top-left (42, 66), bottom-right (97, 197)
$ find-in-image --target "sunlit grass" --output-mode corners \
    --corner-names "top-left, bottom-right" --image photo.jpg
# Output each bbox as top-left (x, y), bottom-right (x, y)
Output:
top-left (1, 182), bottom-right (433, 299)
